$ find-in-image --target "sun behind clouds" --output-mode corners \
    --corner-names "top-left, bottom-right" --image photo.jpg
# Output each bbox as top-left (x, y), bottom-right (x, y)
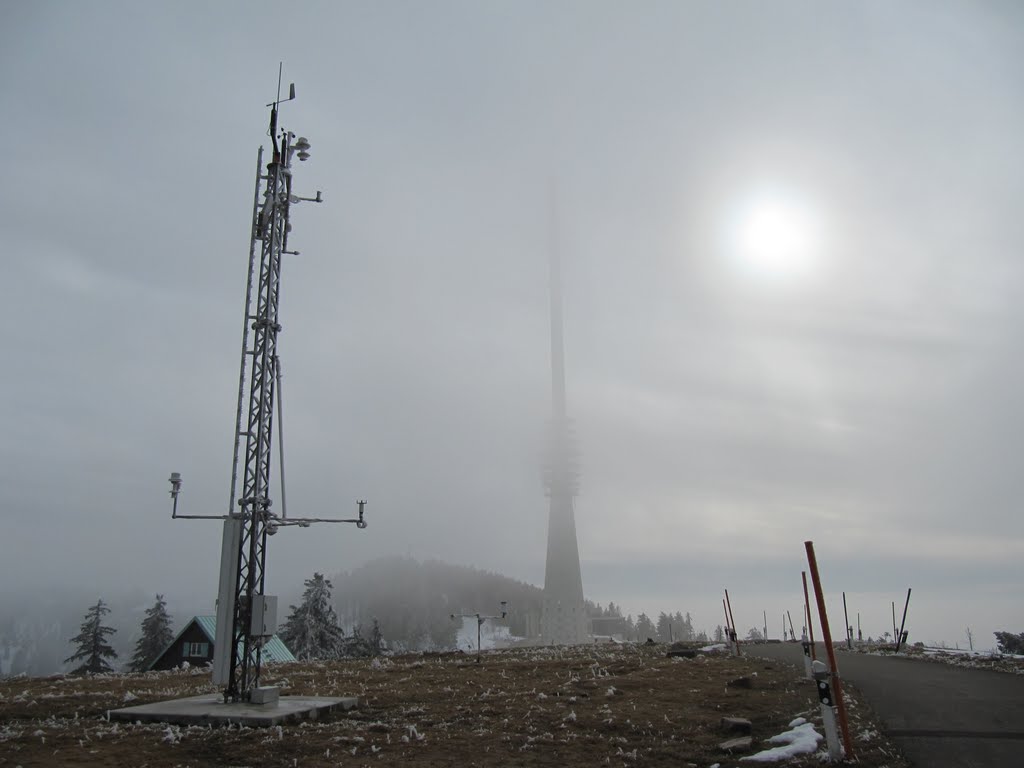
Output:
top-left (724, 186), bottom-right (823, 282)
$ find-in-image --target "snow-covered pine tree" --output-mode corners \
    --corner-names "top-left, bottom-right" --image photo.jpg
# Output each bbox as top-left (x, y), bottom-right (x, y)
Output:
top-left (65, 599), bottom-right (117, 675)
top-left (280, 573), bottom-right (345, 660)
top-left (129, 594), bottom-right (174, 672)
top-left (994, 630), bottom-right (1024, 654)
top-left (342, 623), bottom-right (368, 657)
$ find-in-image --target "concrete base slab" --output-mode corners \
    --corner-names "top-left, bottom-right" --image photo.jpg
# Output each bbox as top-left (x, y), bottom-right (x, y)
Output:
top-left (109, 693), bottom-right (357, 727)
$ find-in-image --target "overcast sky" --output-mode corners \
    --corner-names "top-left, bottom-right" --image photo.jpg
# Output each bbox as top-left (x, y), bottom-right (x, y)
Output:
top-left (2, 1), bottom-right (1022, 647)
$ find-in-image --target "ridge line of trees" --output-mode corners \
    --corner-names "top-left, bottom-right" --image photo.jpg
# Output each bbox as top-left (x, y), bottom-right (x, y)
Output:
top-left (59, 557), bottom-right (754, 675)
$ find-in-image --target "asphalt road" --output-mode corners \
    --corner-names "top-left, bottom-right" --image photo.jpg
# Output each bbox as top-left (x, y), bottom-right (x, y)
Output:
top-left (748, 642), bottom-right (1024, 767)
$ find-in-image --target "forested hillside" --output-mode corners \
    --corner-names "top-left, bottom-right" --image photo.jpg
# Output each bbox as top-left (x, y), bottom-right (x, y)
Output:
top-left (330, 556), bottom-right (544, 651)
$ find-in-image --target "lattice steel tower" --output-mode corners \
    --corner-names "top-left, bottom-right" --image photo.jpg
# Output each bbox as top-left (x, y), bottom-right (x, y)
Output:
top-left (168, 79), bottom-right (366, 704)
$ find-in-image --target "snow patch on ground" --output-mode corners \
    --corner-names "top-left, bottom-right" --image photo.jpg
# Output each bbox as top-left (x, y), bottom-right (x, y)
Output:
top-left (739, 722), bottom-right (822, 762)
top-left (851, 643), bottom-right (1024, 674)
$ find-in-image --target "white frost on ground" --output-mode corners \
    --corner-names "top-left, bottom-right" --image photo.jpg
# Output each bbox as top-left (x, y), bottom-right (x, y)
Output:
top-left (739, 722), bottom-right (823, 763)
top-left (699, 643), bottom-right (728, 652)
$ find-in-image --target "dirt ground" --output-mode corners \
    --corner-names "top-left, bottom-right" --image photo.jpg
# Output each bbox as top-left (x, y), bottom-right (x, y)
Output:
top-left (1, 643), bottom-right (909, 767)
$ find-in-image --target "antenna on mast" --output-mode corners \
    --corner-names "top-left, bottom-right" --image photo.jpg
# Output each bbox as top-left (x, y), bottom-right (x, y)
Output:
top-left (267, 63), bottom-right (297, 159)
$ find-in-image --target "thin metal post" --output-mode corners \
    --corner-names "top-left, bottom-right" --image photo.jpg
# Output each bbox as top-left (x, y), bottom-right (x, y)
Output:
top-left (802, 571), bottom-right (816, 660)
top-left (842, 592), bottom-right (852, 650)
top-left (229, 146), bottom-right (265, 517)
top-left (892, 601), bottom-right (898, 648)
top-left (275, 355), bottom-right (288, 519)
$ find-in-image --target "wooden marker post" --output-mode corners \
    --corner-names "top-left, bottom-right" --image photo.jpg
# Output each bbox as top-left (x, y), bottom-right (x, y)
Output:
top-left (722, 599), bottom-right (732, 645)
top-left (896, 588), bottom-right (912, 652)
top-left (805, 541), bottom-right (855, 760)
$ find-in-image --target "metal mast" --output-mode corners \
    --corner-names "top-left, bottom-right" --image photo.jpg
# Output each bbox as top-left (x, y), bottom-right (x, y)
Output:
top-left (168, 78), bottom-right (367, 704)
top-left (225, 92), bottom-right (294, 701)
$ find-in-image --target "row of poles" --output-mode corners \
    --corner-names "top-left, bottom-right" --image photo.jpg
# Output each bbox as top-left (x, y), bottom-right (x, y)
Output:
top-left (723, 542), bottom-right (914, 761)
top-left (730, 585), bottom-right (913, 651)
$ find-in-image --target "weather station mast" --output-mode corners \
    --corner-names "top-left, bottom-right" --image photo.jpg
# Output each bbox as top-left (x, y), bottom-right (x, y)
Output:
top-left (167, 73), bottom-right (367, 705)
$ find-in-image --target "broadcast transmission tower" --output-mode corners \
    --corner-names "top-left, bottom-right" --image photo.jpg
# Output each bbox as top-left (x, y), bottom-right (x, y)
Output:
top-left (167, 76), bottom-right (366, 704)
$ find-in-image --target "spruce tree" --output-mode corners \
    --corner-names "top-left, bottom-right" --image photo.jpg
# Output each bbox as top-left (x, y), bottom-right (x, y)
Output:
top-left (994, 631), bottom-right (1024, 654)
top-left (656, 612), bottom-right (671, 642)
top-left (343, 623), bottom-right (368, 657)
top-left (635, 613), bottom-right (656, 642)
top-left (280, 573), bottom-right (345, 660)
top-left (129, 594), bottom-right (174, 672)
top-left (65, 599), bottom-right (118, 675)
top-left (369, 617), bottom-right (383, 656)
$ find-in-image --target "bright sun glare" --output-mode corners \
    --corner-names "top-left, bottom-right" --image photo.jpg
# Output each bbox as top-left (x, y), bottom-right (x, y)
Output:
top-left (728, 190), bottom-right (821, 280)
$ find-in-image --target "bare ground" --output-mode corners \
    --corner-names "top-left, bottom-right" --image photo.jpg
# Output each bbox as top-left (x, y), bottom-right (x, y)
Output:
top-left (0, 643), bottom-right (909, 767)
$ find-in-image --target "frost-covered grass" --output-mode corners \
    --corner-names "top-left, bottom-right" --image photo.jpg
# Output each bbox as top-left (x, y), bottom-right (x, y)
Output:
top-left (0, 644), bottom-right (908, 766)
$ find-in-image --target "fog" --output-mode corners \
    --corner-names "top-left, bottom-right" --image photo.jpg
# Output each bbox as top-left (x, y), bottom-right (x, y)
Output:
top-left (2, 1), bottom-right (1022, 654)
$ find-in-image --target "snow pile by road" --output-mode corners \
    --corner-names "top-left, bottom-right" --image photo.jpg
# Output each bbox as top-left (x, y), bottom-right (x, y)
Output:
top-left (740, 718), bottom-right (823, 763)
top-left (855, 644), bottom-right (1024, 674)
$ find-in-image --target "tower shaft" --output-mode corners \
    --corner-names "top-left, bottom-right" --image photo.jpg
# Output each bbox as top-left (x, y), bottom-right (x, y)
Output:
top-left (541, 207), bottom-right (588, 645)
